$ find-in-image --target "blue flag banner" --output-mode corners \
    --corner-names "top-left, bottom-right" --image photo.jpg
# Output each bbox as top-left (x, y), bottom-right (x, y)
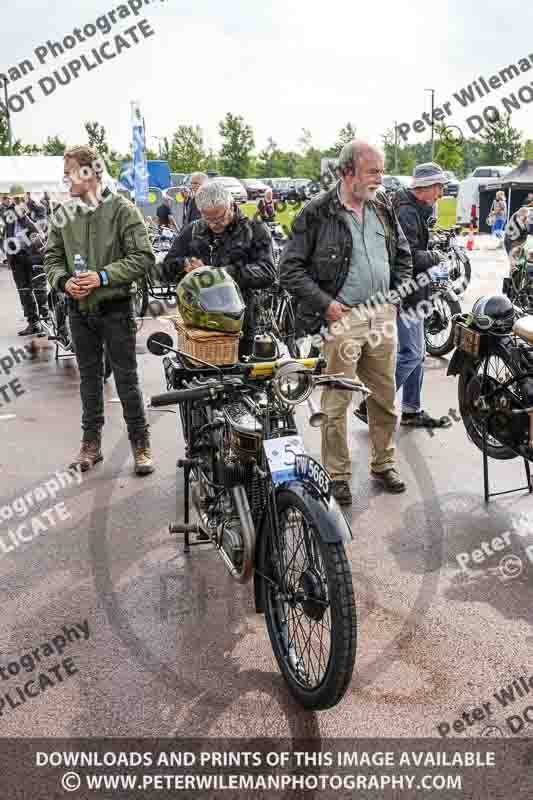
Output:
top-left (131, 102), bottom-right (149, 203)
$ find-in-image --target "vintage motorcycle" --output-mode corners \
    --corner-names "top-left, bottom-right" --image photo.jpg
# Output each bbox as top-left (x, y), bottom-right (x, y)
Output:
top-left (148, 332), bottom-right (366, 709)
top-left (447, 293), bottom-right (533, 485)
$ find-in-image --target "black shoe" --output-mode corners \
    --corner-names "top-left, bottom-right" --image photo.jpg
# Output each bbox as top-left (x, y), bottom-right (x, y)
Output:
top-left (18, 322), bottom-right (42, 336)
top-left (330, 480), bottom-right (352, 505)
top-left (401, 410), bottom-right (452, 429)
top-left (371, 468), bottom-right (406, 494)
top-left (354, 400), bottom-right (368, 424)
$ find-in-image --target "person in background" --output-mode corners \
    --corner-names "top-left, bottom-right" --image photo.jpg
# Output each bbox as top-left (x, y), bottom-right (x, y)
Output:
top-left (355, 162), bottom-right (451, 430)
top-left (0, 195), bottom-right (12, 262)
top-left (490, 190), bottom-right (507, 245)
top-left (44, 145), bottom-right (156, 476)
top-left (183, 172), bottom-right (208, 226)
top-left (280, 139), bottom-right (413, 503)
top-left (257, 188), bottom-right (276, 222)
top-left (6, 186), bottom-right (49, 335)
top-left (25, 192), bottom-right (46, 222)
top-left (156, 195), bottom-right (178, 232)
top-left (163, 181), bottom-right (275, 359)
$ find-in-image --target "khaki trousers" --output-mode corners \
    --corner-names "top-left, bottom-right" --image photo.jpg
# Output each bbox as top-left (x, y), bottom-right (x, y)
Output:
top-left (320, 303), bottom-right (398, 480)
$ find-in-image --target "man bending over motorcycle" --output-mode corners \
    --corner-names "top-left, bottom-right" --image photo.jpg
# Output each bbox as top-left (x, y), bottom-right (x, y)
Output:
top-left (163, 181), bottom-right (276, 359)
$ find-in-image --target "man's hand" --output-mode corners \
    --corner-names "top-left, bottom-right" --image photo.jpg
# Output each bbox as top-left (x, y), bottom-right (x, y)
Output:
top-left (75, 270), bottom-right (102, 293)
top-left (64, 277), bottom-right (90, 299)
top-left (184, 257), bottom-right (204, 273)
top-left (325, 301), bottom-right (349, 322)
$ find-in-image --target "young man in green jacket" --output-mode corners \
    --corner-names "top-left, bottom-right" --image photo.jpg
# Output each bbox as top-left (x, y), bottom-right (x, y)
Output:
top-left (44, 145), bottom-right (155, 475)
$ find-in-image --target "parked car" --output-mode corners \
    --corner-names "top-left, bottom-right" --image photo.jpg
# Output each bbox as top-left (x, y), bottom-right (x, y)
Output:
top-left (212, 176), bottom-right (248, 204)
top-left (286, 179), bottom-right (312, 203)
top-left (271, 178), bottom-right (293, 201)
top-left (241, 178), bottom-right (270, 200)
top-left (456, 165), bottom-right (514, 226)
top-left (382, 175), bottom-right (412, 194)
top-left (442, 171), bottom-right (459, 197)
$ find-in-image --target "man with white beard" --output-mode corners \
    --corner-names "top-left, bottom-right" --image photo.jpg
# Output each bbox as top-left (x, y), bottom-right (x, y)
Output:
top-left (280, 140), bottom-right (412, 503)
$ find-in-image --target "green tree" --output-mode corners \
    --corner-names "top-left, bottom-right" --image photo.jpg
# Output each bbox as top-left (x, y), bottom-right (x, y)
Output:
top-left (85, 121), bottom-right (109, 156)
top-left (382, 129), bottom-right (417, 175)
top-left (168, 125), bottom-right (207, 173)
top-left (523, 139), bottom-right (533, 159)
top-left (42, 135), bottom-right (67, 155)
top-left (480, 112), bottom-right (522, 165)
top-left (218, 113), bottom-right (255, 177)
top-left (462, 137), bottom-right (485, 177)
top-left (434, 124), bottom-right (464, 173)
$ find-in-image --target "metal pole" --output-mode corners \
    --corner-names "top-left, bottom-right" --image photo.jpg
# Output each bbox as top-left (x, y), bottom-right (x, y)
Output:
top-left (3, 78), bottom-right (12, 155)
top-left (429, 89), bottom-right (435, 160)
top-left (393, 121), bottom-right (398, 173)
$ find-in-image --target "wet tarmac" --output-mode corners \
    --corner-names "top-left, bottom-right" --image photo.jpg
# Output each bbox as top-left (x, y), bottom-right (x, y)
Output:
top-left (0, 244), bottom-right (532, 742)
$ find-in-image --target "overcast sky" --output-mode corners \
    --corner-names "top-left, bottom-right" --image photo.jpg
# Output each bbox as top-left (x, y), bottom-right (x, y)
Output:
top-left (2, 0), bottom-right (532, 158)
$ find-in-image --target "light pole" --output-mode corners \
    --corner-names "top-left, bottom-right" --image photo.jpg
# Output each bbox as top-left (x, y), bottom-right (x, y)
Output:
top-left (393, 121), bottom-right (399, 173)
top-left (425, 88), bottom-right (435, 160)
top-left (1, 78), bottom-right (12, 155)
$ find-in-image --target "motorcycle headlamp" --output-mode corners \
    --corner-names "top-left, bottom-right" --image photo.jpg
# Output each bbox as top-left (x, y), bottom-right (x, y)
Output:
top-left (272, 361), bottom-right (314, 406)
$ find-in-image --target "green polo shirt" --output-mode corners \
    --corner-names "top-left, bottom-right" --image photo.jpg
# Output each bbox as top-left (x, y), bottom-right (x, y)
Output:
top-left (337, 199), bottom-right (390, 307)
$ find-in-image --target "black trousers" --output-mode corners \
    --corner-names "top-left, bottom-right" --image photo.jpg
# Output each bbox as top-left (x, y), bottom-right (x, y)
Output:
top-left (69, 302), bottom-right (148, 443)
top-left (10, 254), bottom-right (48, 323)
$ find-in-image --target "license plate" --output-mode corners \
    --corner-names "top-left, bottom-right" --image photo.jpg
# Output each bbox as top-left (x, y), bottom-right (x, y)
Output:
top-left (294, 455), bottom-right (331, 500)
top-left (263, 436), bottom-right (306, 485)
top-left (454, 322), bottom-right (481, 356)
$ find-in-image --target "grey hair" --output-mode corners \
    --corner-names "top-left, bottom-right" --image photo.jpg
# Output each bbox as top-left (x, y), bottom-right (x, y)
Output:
top-left (191, 172), bottom-right (208, 183)
top-left (337, 140), bottom-right (384, 177)
top-left (195, 180), bottom-right (233, 211)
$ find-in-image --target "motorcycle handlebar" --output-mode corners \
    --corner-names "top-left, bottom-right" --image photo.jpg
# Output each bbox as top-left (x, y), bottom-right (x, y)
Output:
top-left (150, 385), bottom-right (222, 406)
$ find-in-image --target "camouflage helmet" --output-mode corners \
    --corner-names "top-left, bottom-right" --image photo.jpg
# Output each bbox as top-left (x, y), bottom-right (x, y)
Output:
top-left (178, 266), bottom-right (245, 334)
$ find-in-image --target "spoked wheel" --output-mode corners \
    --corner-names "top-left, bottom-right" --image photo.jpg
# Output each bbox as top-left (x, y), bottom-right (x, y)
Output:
top-left (424, 293), bottom-right (461, 356)
top-left (277, 299), bottom-right (320, 359)
top-left (459, 345), bottom-right (521, 460)
top-left (448, 251), bottom-right (471, 294)
top-left (263, 490), bottom-right (356, 710)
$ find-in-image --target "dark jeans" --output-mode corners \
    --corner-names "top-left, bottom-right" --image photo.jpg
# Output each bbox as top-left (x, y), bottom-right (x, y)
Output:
top-left (11, 256), bottom-right (48, 323)
top-left (69, 303), bottom-right (148, 443)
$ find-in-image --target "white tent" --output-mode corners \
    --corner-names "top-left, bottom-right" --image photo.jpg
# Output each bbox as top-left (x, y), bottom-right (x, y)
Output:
top-left (0, 155), bottom-right (117, 199)
top-left (0, 156), bottom-right (67, 196)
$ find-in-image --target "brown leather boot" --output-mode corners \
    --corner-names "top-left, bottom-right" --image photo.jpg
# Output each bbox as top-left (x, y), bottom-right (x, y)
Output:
top-left (131, 435), bottom-right (154, 476)
top-left (69, 440), bottom-right (103, 472)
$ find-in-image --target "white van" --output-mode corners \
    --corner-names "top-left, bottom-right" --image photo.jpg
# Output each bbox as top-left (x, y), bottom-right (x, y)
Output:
top-left (456, 165), bottom-right (514, 226)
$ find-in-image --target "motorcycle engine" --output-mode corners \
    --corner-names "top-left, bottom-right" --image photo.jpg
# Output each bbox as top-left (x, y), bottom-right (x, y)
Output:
top-left (223, 400), bottom-right (263, 461)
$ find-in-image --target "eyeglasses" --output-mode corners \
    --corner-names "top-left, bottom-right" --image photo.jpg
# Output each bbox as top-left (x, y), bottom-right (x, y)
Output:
top-left (202, 210), bottom-right (228, 226)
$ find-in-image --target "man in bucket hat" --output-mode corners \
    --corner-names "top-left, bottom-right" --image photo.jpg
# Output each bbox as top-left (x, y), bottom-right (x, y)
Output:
top-left (356, 162), bottom-right (452, 429)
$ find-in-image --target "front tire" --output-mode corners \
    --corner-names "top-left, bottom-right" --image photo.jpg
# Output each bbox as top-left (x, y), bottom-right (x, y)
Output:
top-left (262, 489), bottom-right (357, 710)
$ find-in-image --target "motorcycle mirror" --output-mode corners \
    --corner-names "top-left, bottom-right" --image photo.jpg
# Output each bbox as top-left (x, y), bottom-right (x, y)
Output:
top-left (147, 331), bottom-right (174, 356)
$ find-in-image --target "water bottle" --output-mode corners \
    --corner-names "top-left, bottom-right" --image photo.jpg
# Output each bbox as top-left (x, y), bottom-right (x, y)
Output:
top-left (74, 254), bottom-right (87, 276)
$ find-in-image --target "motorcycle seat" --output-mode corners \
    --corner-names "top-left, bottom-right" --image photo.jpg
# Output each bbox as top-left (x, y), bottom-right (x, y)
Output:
top-left (513, 315), bottom-right (533, 343)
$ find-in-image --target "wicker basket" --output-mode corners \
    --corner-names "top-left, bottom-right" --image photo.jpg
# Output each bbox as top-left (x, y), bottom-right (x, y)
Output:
top-left (171, 311), bottom-right (240, 365)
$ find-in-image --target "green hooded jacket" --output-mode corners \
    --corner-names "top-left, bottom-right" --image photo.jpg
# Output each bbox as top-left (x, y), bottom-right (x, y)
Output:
top-left (44, 190), bottom-right (155, 313)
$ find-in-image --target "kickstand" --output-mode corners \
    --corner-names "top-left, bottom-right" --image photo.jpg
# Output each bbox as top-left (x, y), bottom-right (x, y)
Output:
top-left (482, 421), bottom-right (533, 503)
top-left (182, 461), bottom-right (191, 553)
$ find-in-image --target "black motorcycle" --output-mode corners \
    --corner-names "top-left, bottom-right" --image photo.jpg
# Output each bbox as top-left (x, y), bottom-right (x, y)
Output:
top-left (423, 268), bottom-right (462, 357)
top-left (148, 332), bottom-right (365, 709)
top-left (448, 295), bottom-right (533, 464)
